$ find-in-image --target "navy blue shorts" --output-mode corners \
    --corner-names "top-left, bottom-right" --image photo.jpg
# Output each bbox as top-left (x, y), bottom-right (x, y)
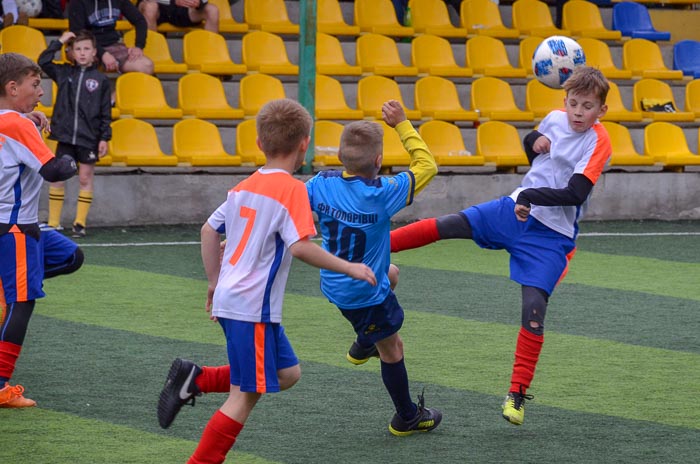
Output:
top-left (463, 196), bottom-right (576, 295)
top-left (340, 292), bottom-right (404, 346)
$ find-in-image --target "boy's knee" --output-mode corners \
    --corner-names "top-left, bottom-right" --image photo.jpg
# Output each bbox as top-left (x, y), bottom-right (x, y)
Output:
top-left (521, 286), bottom-right (548, 336)
top-left (278, 364), bottom-right (301, 390)
top-left (388, 264), bottom-right (399, 290)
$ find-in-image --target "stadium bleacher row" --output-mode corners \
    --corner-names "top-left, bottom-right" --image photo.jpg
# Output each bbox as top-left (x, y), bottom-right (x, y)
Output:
top-left (1, 0), bottom-right (699, 172)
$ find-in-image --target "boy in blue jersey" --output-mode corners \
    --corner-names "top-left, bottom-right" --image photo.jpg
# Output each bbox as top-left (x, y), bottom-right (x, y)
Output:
top-left (306, 100), bottom-right (441, 436)
top-left (389, 66), bottom-right (611, 426)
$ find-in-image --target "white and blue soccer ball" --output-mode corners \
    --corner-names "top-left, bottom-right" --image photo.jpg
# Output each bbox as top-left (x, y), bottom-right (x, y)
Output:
top-left (17, 0), bottom-right (43, 18)
top-left (532, 36), bottom-right (586, 89)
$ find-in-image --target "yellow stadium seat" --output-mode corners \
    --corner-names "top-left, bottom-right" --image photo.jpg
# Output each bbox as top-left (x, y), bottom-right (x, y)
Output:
top-left (318, 0), bottom-right (360, 36)
top-left (115, 72), bottom-right (183, 119)
top-left (460, 0), bottom-right (520, 39)
top-left (244, 0), bottom-right (299, 34)
top-left (124, 30), bottom-right (188, 75)
top-left (600, 81), bottom-right (643, 122)
top-left (178, 73), bottom-right (244, 120)
top-left (577, 38), bottom-right (632, 80)
top-left (512, 0), bottom-right (571, 37)
top-left (419, 120), bottom-right (485, 166)
top-left (183, 30), bottom-right (247, 75)
top-left (109, 119), bottom-right (177, 166)
top-left (562, 0), bottom-right (622, 40)
top-left (313, 120), bottom-right (344, 166)
top-left (525, 79), bottom-right (565, 119)
top-left (239, 74), bottom-right (286, 117)
top-left (357, 33), bottom-right (418, 77)
top-left (466, 36), bottom-right (527, 78)
top-left (632, 79), bottom-right (694, 122)
top-left (235, 119), bottom-right (266, 165)
top-left (475, 121), bottom-right (529, 171)
top-left (173, 119), bottom-right (242, 166)
top-left (0, 25), bottom-right (46, 62)
top-left (209, 0), bottom-right (249, 34)
top-left (376, 120), bottom-right (411, 166)
top-left (519, 36), bottom-right (543, 77)
top-left (410, 0), bottom-right (468, 38)
top-left (644, 122), bottom-right (700, 169)
top-left (411, 34), bottom-right (473, 78)
top-left (315, 75), bottom-right (364, 120)
top-left (414, 76), bottom-right (479, 121)
top-left (36, 82), bottom-right (57, 119)
top-left (471, 77), bottom-right (535, 121)
top-left (685, 79), bottom-right (700, 118)
top-left (28, 18), bottom-right (68, 31)
top-left (316, 33), bottom-right (362, 76)
top-left (242, 31), bottom-right (298, 75)
top-left (355, 0), bottom-right (414, 37)
top-left (601, 121), bottom-right (655, 167)
top-left (623, 39), bottom-right (685, 80)
top-left (357, 76), bottom-right (421, 120)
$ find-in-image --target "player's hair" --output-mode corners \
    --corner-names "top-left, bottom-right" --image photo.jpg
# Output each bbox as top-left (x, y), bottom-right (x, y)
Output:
top-left (256, 99), bottom-right (312, 157)
top-left (338, 121), bottom-right (383, 175)
top-left (563, 66), bottom-right (609, 104)
top-left (0, 53), bottom-right (42, 97)
top-left (70, 30), bottom-right (98, 49)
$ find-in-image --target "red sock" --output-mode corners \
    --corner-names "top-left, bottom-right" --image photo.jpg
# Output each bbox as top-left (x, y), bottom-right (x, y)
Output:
top-left (195, 365), bottom-right (231, 394)
top-left (390, 218), bottom-right (440, 252)
top-left (0, 341), bottom-right (21, 381)
top-left (188, 410), bottom-right (243, 464)
top-left (510, 327), bottom-right (544, 395)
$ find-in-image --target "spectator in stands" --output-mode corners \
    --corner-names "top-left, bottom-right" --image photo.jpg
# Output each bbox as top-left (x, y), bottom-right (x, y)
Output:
top-left (1, 0), bottom-right (29, 27)
top-left (138, 0), bottom-right (220, 33)
top-left (68, 0), bottom-right (154, 74)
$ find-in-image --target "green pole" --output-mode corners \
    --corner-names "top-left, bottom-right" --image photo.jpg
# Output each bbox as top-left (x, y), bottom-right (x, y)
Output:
top-left (298, 0), bottom-right (317, 175)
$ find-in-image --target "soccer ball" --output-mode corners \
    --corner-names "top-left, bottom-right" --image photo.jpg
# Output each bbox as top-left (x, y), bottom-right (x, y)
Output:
top-left (17, 0), bottom-right (43, 18)
top-left (532, 36), bottom-right (586, 89)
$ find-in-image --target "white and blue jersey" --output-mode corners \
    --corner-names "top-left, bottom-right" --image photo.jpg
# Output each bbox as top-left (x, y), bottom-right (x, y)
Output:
top-left (307, 171), bottom-right (415, 309)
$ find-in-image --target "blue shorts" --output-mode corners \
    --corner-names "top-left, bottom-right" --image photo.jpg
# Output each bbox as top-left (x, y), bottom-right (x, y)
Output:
top-left (0, 228), bottom-right (44, 304)
top-left (218, 318), bottom-right (299, 394)
top-left (463, 196), bottom-right (576, 295)
top-left (340, 292), bottom-right (404, 347)
top-left (40, 229), bottom-right (79, 277)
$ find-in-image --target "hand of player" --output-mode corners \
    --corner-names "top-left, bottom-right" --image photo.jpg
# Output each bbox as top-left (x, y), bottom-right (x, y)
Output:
top-left (102, 52), bottom-right (119, 72)
top-left (127, 47), bottom-right (143, 61)
top-left (26, 111), bottom-right (49, 131)
top-left (59, 31), bottom-right (76, 44)
top-left (382, 100), bottom-right (407, 128)
top-left (205, 285), bottom-right (217, 321)
top-left (346, 263), bottom-right (377, 286)
top-left (532, 135), bottom-right (551, 154)
top-left (514, 204), bottom-right (531, 222)
top-left (98, 141), bottom-right (108, 157)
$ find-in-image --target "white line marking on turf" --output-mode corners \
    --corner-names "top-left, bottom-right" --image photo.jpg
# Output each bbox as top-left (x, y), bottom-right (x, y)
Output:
top-left (77, 232), bottom-right (700, 247)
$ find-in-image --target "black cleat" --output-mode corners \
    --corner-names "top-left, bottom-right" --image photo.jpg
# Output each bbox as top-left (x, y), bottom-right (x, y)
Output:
top-left (157, 358), bottom-right (202, 429)
top-left (388, 390), bottom-right (442, 436)
top-left (71, 224), bottom-right (86, 238)
top-left (346, 341), bottom-right (379, 365)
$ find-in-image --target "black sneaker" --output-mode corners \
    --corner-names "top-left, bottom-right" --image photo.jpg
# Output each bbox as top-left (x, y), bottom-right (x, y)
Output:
top-left (388, 390), bottom-right (442, 436)
top-left (71, 224), bottom-right (86, 238)
top-left (157, 358), bottom-right (202, 429)
top-left (346, 340), bottom-right (379, 365)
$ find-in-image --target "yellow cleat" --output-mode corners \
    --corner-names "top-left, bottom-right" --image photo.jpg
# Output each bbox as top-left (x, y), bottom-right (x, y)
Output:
top-left (0, 383), bottom-right (37, 408)
top-left (501, 390), bottom-right (533, 426)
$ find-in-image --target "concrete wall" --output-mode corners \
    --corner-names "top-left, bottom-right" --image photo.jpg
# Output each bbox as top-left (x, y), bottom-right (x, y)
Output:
top-left (39, 170), bottom-right (700, 228)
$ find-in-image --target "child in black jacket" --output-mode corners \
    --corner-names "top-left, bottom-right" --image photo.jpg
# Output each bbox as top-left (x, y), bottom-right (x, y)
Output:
top-left (38, 30), bottom-right (111, 237)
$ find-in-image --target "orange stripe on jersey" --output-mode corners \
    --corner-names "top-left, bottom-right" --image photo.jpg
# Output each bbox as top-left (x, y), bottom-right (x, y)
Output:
top-left (556, 247), bottom-right (577, 287)
top-left (581, 123), bottom-right (611, 184)
top-left (234, 170), bottom-right (316, 239)
top-left (254, 323), bottom-right (267, 393)
top-left (0, 112), bottom-right (55, 165)
top-left (11, 228), bottom-right (28, 302)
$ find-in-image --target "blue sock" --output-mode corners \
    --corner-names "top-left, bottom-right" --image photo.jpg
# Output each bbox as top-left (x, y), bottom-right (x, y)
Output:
top-left (381, 358), bottom-right (417, 421)
top-left (0, 377), bottom-right (8, 385)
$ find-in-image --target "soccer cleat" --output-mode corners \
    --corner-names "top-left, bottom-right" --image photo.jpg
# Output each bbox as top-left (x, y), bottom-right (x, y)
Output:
top-left (0, 383), bottom-right (37, 408)
top-left (346, 341), bottom-right (379, 365)
top-left (72, 224), bottom-right (86, 238)
top-left (501, 388), bottom-right (534, 426)
top-left (388, 390), bottom-right (442, 436)
top-left (157, 358), bottom-right (202, 429)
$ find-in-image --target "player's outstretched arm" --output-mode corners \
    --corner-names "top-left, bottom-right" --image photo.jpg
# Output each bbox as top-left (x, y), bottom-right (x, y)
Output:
top-left (290, 239), bottom-right (376, 286)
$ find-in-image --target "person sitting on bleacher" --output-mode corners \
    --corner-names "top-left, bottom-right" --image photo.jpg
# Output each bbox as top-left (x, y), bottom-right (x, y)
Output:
top-left (138, 0), bottom-right (219, 33)
top-left (68, 0), bottom-right (154, 74)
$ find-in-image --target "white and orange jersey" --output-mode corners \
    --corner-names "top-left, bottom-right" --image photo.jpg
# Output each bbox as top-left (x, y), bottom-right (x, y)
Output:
top-left (207, 168), bottom-right (317, 323)
top-left (510, 110), bottom-right (611, 238)
top-left (0, 111), bottom-right (55, 225)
